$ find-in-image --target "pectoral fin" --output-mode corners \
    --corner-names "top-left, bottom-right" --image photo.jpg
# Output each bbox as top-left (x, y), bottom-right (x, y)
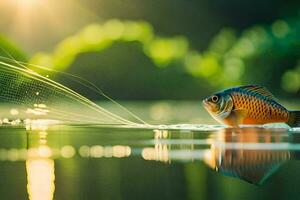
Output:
top-left (224, 109), bottom-right (248, 127)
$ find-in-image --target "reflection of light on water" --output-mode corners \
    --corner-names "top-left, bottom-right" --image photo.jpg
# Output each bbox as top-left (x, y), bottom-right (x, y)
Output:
top-left (10, 108), bottom-right (19, 116)
top-left (0, 118), bottom-right (131, 161)
top-left (27, 146), bottom-right (52, 159)
top-left (142, 146), bottom-right (169, 162)
top-left (3, 118), bottom-right (9, 124)
top-left (141, 129), bottom-right (299, 164)
top-left (0, 146), bottom-right (55, 161)
top-left (0, 144), bottom-right (133, 161)
top-left (26, 159), bottom-right (55, 200)
top-left (79, 145), bottom-right (131, 158)
top-left (142, 130), bottom-right (170, 162)
top-left (24, 119), bottom-right (60, 131)
top-left (60, 146), bottom-right (76, 158)
top-left (26, 130), bottom-right (55, 200)
top-left (0, 118), bottom-right (22, 126)
top-left (112, 145), bottom-right (131, 158)
top-left (90, 145), bottom-right (104, 158)
top-left (154, 129), bottom-right (169, 139)
top-left (79, 145), bottom-right (90, 157)
top-left (39, 146), bottom-right (52, 158)
top-left (11, 119), bottom-right (21, 125)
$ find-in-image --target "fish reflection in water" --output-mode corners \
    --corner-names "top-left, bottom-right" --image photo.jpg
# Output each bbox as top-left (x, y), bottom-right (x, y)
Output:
top-left (204, 128), bottom-right (295, 185)
top-left (146, 127), bottom-right (300, 185)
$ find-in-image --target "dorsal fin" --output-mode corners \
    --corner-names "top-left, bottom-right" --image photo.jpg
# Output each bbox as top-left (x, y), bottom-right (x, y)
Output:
top-left (239, 85), bottom-right (277, 101)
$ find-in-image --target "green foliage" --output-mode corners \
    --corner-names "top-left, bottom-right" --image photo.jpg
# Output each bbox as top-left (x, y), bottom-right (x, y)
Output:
top-left (0, 34), bottom-right (27, 62)
top-left (30, 20), bottom-right (154, 70)
top-left (145, 37), bottom-right (188, 66)
top-left (30, 17), bottom-right (300, 98)
top-left (203, 17), bottom-right (300, 94)
top-left (30, 20), bottom-right (191, 70)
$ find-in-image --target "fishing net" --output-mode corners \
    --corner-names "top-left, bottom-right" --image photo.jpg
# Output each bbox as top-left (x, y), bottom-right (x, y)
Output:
top-left (0, 57), bottom-right (147, 127)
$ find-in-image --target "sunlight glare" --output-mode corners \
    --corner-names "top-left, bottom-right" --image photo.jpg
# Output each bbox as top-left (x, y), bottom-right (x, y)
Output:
top-left (15, 0), bottom-right (41, 8)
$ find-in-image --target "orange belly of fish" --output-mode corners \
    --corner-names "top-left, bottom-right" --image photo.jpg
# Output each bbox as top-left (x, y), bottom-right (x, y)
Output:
top-left (223, 116), bottom-right (287, 126)
top-left (242, 117), bottom-right (286, 125)
top-left (242, 118), bottom-right (266, 125)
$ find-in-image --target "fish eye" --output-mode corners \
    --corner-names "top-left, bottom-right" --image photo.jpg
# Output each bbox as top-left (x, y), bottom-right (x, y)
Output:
top-left (211, 95), bottom-right (219, 103)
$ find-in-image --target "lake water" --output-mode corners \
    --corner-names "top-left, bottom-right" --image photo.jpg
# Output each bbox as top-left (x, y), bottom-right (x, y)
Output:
top-left (1, 102), bottom-right (300, 200)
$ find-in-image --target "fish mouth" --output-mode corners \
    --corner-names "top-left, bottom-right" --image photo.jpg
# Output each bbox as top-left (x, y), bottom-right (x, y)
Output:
top-left (202, 99), bottom-right (216, 113)
top-left (202, 99), bottom-right (210, 108)
top-left (202, 100), bottom-right (212, 112)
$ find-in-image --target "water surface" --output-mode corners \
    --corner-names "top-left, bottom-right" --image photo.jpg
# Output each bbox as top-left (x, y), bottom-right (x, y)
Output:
top-left (1, 123), bottom-right (300, 200)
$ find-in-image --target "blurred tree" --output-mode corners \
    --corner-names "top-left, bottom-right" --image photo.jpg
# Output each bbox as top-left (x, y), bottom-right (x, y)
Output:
top-left (29, 16), bottom-right (300, 100)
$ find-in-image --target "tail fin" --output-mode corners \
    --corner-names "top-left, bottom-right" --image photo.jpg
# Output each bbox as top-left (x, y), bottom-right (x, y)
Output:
top-left (287, 111), bottom-right (300, 127)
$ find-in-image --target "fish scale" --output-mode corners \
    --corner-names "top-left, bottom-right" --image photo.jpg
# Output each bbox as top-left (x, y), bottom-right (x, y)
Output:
top-left (203, 85), bottom-right (300, 127)
top-left (231, 90), bottom-right (288, 124)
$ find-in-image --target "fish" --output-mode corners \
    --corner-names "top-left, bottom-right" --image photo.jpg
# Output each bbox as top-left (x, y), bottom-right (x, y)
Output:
top-left (202, 85), bottom-right (300, 127)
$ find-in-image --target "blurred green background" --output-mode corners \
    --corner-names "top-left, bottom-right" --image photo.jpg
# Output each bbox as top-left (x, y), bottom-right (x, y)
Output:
top-left (1, 0), bottom-right (300, 100)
